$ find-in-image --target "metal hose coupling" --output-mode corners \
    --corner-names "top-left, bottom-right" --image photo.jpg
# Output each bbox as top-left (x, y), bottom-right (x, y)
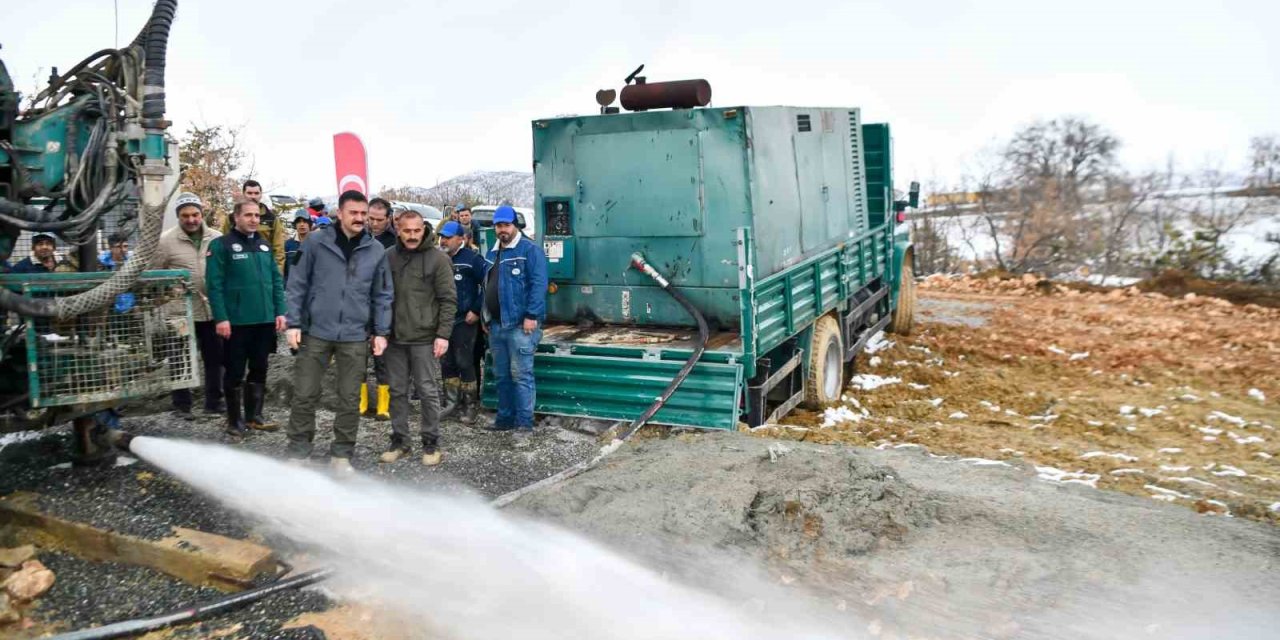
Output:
top-left (105, 430), bottom-right (136, 453)
top-left (629, 253), bottom-right (670, 289)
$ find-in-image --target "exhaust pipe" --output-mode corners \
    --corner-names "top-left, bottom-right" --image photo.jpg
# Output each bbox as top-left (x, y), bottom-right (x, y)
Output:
top-left (105, 429), bottom-right (136, 453)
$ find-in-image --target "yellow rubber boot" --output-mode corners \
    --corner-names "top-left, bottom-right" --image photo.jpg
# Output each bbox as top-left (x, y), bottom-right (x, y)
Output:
top-left (359, 383), bottom-right (370, 416)
top-left (376, 384), bottom-right (391, 421)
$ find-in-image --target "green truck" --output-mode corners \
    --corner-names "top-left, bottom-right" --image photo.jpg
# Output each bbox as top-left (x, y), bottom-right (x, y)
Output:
top-left (484, 89), bottom-right (917, 430)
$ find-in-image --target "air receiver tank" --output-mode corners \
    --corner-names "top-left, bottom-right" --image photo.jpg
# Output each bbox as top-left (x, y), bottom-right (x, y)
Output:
top-left (620, 79), bottom-right (712, 111)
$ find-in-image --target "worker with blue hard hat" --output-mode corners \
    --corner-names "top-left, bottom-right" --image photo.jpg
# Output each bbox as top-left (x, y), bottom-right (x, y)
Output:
top-left (482, 205), bottom-right (548, 432)
top-left (438, 220), bottom-right (489, 423)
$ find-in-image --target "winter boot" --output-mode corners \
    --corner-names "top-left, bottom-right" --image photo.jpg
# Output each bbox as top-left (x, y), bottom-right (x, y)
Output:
top-left (459, 382), bottom-right (479, 423)
top-left (375, 384), bottom-right (391, 421)
top-left (421, 434), bottom-right (443, 467)
top-left (359, 383), bottom-right (374, 417)
top-left (224, 386), bottom-right (250, 438)
top-left (378, 437), bottom-right (410, 464)
top-left (245, 383), bottom-right (278, 431)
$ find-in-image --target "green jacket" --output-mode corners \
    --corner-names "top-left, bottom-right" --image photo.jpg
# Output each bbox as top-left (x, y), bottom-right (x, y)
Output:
top-left (206, 228), bottom-right (286, 326)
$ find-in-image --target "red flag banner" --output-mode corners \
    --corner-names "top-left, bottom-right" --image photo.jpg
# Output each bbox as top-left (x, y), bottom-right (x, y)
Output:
top-left (333, 132), bottom-right (369, 195)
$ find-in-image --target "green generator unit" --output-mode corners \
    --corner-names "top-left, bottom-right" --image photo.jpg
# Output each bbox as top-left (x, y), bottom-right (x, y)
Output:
top-left (485, 89), bottom-right (916, 429)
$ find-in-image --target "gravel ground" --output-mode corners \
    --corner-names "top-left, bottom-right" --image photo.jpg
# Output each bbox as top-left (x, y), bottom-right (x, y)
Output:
top-left (27, 550), bottom-right (330, 638)
top-left (915, 295), bottom-right (997, 327)
top-left (1, 348), bottom-right (601, 637)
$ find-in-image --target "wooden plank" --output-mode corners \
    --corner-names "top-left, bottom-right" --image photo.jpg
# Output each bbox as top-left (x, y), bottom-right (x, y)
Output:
top-left (0, 492), bottom-right (277, 592)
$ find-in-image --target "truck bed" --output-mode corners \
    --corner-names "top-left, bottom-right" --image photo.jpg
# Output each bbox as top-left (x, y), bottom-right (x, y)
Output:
top-left (541, 322), bottom-right (743, 353)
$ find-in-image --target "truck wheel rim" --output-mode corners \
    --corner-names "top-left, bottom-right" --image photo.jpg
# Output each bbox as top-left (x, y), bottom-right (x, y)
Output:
top-left (823, 337), bottom-right (841, 398)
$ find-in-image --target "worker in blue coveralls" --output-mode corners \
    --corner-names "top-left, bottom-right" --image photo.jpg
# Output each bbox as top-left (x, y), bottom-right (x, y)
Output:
top-left (482, 205), bottom-right (547, 432)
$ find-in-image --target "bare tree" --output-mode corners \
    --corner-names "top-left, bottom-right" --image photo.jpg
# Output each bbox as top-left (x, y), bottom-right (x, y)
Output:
top-left (1248, 134), bottom-right (1280, 189)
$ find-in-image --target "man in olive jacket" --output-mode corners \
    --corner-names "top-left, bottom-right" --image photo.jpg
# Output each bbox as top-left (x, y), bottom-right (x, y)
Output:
top-left (206, 200), bottom-right (287, 437)
top-left (285, 191), bottom-right (393, 472)
top-left (379, 210), bottom-right (456, 466)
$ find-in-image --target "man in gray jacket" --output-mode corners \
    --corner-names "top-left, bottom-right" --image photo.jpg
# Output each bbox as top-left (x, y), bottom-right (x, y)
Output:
top-left (379, 210), bottom-right (456, 465)
top-left (285, 190), bottom-right (393, 472)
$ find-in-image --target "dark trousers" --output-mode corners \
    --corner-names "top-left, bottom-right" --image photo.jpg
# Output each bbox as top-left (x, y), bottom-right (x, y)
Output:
top-left (223, 323), bottom-right (275, 391)
top-left (287, 336), bottom-right (368, 459)
top-left (441, 322), bottom-right (479, 383)
top-left (172, 320), bottom-right (225, 411)
top-left (367, 354), bottom-right (388, 386)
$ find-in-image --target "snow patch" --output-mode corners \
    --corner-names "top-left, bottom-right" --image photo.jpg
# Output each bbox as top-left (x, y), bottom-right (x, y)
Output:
top-left (848, 374), bottom-right (901, 391)
top-left (1210, 465), bottom-right (1248, 478)
top-left (1069, 351), bottom-right (1090, 361)
top-left (0, 429), bottom-right (47, 452)
top-left (1110, 468), bottom-right (1144, 475)
top-left (1158, 448), bottom-right (1183, 454)
top-left (1207, 411), bottom-right (1246, 426)
top-left (1160, 465), bottom-right (1192, 472)
top-left (1036, 465), bottom-right (1101, 488)
top-left (907, 382), bottom-right (930, 390)
top-left (1165, 477), bottom-right (1219, 489)
top-left (1119, 405), bottom-right (1135, 415)
top-left (1080, 451), bottom-right (1140, 462)
top-left (960, 458), bottom-right (1012, 467)
top-left (1086, 420), bottom-right (1105, 427)
top-left (1138, 407), bottom-right (1165, 418)
top-left (1248, 388), bottom-right (1266, 402)
top-left (1177, 394), bottom-right (1201, 403)
top-left (1257, 452), bottom-right (1274, 460)
top-left (948, 411), bottom-right (969, 420)
top-left (821, 406), bottom-right (864, 428)
top-left (868, 356), bottom-right (882, 368)
top-left (1228, 432), bottom-right (1265, 446)
top-left (927, 398), bottom-right (944, 408)
top-left (863, 332), bottom-right (894, 354)
top-left (1047, 345), bottom-right (1068, 356)
top-left (1145, 485), bottom-right (1193, 500)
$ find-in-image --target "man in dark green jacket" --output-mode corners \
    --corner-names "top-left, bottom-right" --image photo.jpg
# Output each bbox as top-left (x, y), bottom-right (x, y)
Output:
top-left (379, 210), bottom-right (456, 466)
top-left (206, 199), bottom-right (287, 437)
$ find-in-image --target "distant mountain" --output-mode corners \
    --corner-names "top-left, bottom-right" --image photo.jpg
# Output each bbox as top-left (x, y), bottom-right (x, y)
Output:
top-left (405, 170), bottom-right (534, 208)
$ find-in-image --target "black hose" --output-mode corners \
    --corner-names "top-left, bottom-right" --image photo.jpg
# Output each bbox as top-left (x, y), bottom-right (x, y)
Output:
top-left (45, 567), bottom-right (334, 640)
top-left (490, 253), bottom-right (708, 508)
top-left (140, 0), bottom-right (177, 120)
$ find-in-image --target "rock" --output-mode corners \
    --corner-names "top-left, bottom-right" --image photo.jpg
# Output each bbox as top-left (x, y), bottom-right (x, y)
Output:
top-left (0, 546), bottom-right (35, 569)
top-left (0, 593), bottom-right (18, 624)
top-left (3, 560), bottom-right (55, 602)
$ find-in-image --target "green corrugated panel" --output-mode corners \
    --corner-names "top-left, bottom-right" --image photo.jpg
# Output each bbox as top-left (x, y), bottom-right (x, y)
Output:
top-left (862, 123), bottom-right (892, 224)
top-left (482, 353), bottom-right (743, 429)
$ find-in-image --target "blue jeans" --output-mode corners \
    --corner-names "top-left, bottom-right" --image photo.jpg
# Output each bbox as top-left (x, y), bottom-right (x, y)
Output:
top-left (489, 323), bottom-right (541, 428)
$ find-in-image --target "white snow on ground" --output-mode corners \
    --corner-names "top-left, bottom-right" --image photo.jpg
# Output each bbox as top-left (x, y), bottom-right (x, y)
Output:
top-left (928, 398), bottom-right (944, 408)
top-left (0, 429), bottom-right (47, 453)
top-left (1161, 465), bottom-right (1193, 472)
top-left (1047, 345), bottom-right (1068, 356)
top-left (949, 412), bottom-right (969, 420)
top-left (1207, 411), bottom-right (1247, 426)
top-left (1166, 477), bottom-right (1219, 489)
top-left (1146, 485), bottom-right (1193, 502)
top-left (1228, 432), bottom-right (1265, 445)
top-left (1158, 448), bottom-right (1183, 454)
top-left (1068, 351), bottom-right (1090, 361)
top-left (863, 331), bottom-right (894, 354)
top-left (1177, 394), bottom-right (1202, 403)
top-left (979, 400), bottom-right (1001, 412)
top-left (1258, 452), bottom-right (1274, 460)
top-left (1036, 466), bottom-right (1101, 488)
top-left (868, 356), bottom-right (882, 368)
top-left (1248, 388), bottom-right (1266, 402)
top-left (1139, 407), bottom-right (1166, 418)
top-left (1211, 465), bottom-right (1248, 477)
top-left (1028, 413), bottom-right (1059, 422)
top-left (1081, 451), bottom-right (1140, 462)
top-left (907, 382), bottom-right (930, 390)
top-left (821, 406), bottom-right (864, 428)
top-left (1110, 469), bottom-right (1144, 475)
top-left (1198, 426), bottom-right (1224, 436)
top-left (1086, 420), bottom-right (1105, 427)
top-left (1119, 405), bottom-right (1136, 415)
top-left (848, 374), bottom-right (902, 391)
top-left (1270, 503), bottom-right (1280, 513)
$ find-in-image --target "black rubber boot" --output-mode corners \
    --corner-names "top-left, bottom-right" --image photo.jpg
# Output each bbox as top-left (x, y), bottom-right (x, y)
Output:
top-left (225, 386), bottom-right (250, 437)
top-left (245, 383), bottom-right (278, 431)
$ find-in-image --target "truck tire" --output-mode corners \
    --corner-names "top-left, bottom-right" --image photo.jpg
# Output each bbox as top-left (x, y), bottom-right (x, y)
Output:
top-left (889, 256), bottom-right (916, 335)
top-left (804, 315), bottom-right (844, 408)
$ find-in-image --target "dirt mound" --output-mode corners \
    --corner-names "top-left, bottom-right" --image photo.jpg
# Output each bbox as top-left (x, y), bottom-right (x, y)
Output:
top-left (1137, 269), bottom-right (1280, 308)
top-left (514, 432), bottom-right (938, 572)
top-left (515, 431), bottom-right (1280, 639)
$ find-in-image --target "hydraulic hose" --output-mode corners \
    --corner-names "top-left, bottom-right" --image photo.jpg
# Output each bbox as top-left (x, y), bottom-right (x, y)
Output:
top-left (44, 567), bottom-right (334, 640)
top-left (140, 0), bottom-right (177, 120)
top-left (492, 252), bottom-right (709, 508)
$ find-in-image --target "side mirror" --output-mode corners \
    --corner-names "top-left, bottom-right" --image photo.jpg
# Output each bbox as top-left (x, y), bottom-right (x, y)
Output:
top-left (908, 181), bottom-right (920, 209)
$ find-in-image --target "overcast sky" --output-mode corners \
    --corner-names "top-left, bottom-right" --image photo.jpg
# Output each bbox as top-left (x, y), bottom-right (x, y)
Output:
top-left (5, 0), bottom-right (1277, 196)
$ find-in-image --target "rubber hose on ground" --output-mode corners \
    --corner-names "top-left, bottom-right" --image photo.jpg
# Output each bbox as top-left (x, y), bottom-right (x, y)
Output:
top-left (44, 567), bottom-right (334, 640)
top-left (490, 253), bottom-right (709, 508)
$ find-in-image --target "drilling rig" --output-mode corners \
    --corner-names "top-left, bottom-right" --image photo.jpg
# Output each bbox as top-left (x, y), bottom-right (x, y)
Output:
top-left (0, 1), bottom-right (197, 462)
